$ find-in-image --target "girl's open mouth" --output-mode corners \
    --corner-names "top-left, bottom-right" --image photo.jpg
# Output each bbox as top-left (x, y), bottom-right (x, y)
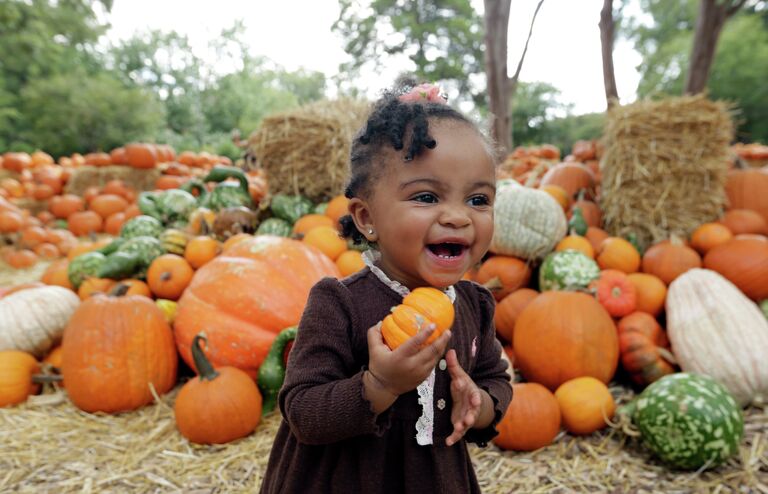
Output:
top-left (427, 243), bottom-right (468, 260)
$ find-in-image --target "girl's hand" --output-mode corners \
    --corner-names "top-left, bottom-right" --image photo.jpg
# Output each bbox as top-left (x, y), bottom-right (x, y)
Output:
top-left (367, 321), bottom-right (452, 397)
top-left (444, 349), bottom-right (492, 447)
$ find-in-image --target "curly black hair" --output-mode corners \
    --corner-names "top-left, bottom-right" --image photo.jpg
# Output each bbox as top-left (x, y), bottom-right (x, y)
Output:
top-left (340, 81), bottom-right (492, 244)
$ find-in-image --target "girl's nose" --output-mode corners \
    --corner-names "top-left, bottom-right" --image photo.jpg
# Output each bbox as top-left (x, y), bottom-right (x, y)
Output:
top-left (439, 205), bottom-right (471, 228)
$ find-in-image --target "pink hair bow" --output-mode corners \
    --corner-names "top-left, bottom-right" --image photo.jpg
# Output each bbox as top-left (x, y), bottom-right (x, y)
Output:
top-left (398, 83), bottom-right (448, 104)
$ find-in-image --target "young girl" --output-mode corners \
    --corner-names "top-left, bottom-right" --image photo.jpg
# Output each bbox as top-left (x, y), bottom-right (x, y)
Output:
top-left (260, 82), bottom-right (512, 494)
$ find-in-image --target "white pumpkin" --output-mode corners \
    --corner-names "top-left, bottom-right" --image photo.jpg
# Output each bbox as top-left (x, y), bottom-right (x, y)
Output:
top-left (0, 286), bottom-right (80, 358)
top-left (666, 268), bottom-right (768, 406)
top-left (490, 180), bottom-right (567, 260)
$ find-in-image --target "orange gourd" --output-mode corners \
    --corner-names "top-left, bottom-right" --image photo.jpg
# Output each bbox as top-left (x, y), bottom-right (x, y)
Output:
top-left (514, 291), bottom-right (619, 390)
top-left (174, 236), bottom-right (340, 377)
top-left (174, 334), bottom-right (262, 444)
top-left (41, 259), bottom-right (74, 290)
top-left (335, 250), bottom-right (365, 277)
top-left (617, 312), bottom-right (675, 387)
top-left (0, 351), bottom-right (40, 407)
top-left (626, 273), bottom-right (667, 316)
top-left (381, 287), bottom-right (454, 350)
top-left (62, 286), bottom-right (178, 413)
top-left (324, 195), bottom-right (351, 227)
top-left (589, 269), bottom-right (636, 318)
top-left (493, 382), bottom-right (561, 451)
top-left (555, 377), bottom-right (615, 435)
top-left (596, 237), bottom-right (641, 274)
top-left (641, 238), bottom-right (701, 285)
top-left (555, 235), bottom-right (595, 258)
top-left (494, 288), bottom-right (538, 343)
top-left (690, 222), bottom-right (733, 255)
top-left (292, 214), bottom-right (334, 236)
top-left (184, 236), bottom-right (220, 269)
top-left (474, 255), bottom-right (531, 301)
top-left (147, 254), bottom-right (194, 300)
top-left (302, 225), bottom-right (347, 261)
top-left (703, 236), bottom-right (768, 301)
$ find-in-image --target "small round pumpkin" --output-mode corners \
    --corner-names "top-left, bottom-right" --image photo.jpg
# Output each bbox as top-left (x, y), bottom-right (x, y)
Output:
top-left (589, 269), bottom-right (637, 318)
top-left (493, 382), bottom-right (561, 451)
top-left (147, 254), bottom-right (195, 300)
top-left (184, 236), bottom-right (221, 269)
top-left (641, 238), bottom-right (702, 285)
top-left (302, 225), bottom-right (347, 261)
top-left (690, 222), bottom-right (733, 255)
top-left (335, 250), bottom-right (365, 277)
top-left (324, 195), bottom-right (351, 227)
top-left (125, 143), bottom-right (158, 169)
top-left (292, 214), bottom-right (334, 236)
top-left (474, 255), bottom-right (531, 301)
top-left (555, 376), bottom-right (615, 435)
top-left (703, 236), bottom-right (768, 301)
top-left (555, 235), bottom-right (594, 258)
top-left (718, 209), bottom-right (768, 236)
top-left (626, 273), bottom-right (667, 316)
top-left (617, 312), bottom-right (675, 387)
top-left (174, 334), bottom-right (262, 444)
top-left (0, 351), bottom-right (40, 407)
top-left (596, 237), bottom-right (641, 274)
top-left (41, 259), bottom-right (74, 290)
top-left (494, 288), bottom-right (538, 343)
top-left (68, 210), bottom-right (103, 237)
top-left (77, 277), bottom-right (117, 301)
top-left (381, 287), bottom-right (454, 350)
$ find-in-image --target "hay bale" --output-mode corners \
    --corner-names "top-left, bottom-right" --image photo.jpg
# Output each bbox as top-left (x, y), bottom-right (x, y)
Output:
top-left (64, 165), bottom-right (161, 196)
top-left (246, 98), bottom-right (371, 203)
top-left (600, 95), bottom-right (735, 250)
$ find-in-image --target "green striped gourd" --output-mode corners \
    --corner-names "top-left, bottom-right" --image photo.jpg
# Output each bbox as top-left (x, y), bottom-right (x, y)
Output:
top-left (666, 268), bottom-right (768, 406)
top-left (539, 250), bottom-right (600, 291)
top-left (490, 180), bottom-right (567, 260)
top-left (120, 215), bottom-right (164, 239)
top-left (627, 372), bottom-right (743, 470)
top-left (256, 218), bottom-right (292, 237)
top-left (160, 229), bottom-right (190, 255)
top-left (117, 236), bottom-right (166, 278)
top-left (270, 194), bottom-right (313, 225)
top-left (67, 251), bottom-right (107, 289)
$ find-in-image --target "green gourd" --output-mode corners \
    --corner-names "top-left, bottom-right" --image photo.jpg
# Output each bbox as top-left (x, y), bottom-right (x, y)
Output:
top-left (568, 206), bottom-right (588, 236)
top-left (257, 326), bottom-right (297, 415)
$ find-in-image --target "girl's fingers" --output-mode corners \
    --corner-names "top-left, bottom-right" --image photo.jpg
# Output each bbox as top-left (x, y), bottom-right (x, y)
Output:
top-left (366, 322), bottom-right (386, 350)
top-left (445, 349), bottom-right (468, 380)
top-left (397, 323), bottom-right (436, 356)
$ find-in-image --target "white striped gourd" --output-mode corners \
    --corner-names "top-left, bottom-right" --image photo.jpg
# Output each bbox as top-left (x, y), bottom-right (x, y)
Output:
top-left (666, 268), bottom-right (768, 406)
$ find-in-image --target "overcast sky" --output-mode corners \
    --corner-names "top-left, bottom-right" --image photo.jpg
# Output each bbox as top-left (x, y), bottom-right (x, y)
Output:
top-left (106, 0), bottom-right (643, 115)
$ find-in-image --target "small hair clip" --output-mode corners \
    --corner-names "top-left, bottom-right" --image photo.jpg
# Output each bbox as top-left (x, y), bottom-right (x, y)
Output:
top-left (398, 83), bottom-right (448, 104)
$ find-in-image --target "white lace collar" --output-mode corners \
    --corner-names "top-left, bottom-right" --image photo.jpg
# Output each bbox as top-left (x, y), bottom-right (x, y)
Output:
top-left (362, 250), bottom-right (456, 303)
top-left (362, 249), bottom-right (455, 446)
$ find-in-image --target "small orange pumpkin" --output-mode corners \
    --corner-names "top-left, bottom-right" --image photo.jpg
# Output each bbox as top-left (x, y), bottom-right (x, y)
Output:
top-left (0, 351), bottom-right (40, 407)
top-left (641, 237), bottom-right (701, 285)
top-left (494, 288), bottom-right (538, 343)
top-left (626, 273), bottom-right (667, 316)
top-left (555, 376), bottom-right (615, 435)
top-left (493, 382), bottom-right (561, 451)
top-left (174, 334), bottom-right (262, 444)
top-left (147, 254), bottom-right (194, 300)
top-left (335, 250), bottom-right (365, 277)
top-left (184, 236), bottom-right (221, 269)
top-left (555, 235), bottom-right (594, 258)
top-left (690, 222), bottom-right (733, 255)
top-left (596, 237), bottom-right (641, 274)
top-left (302, 225), bottom-right (347, 261)
top-left (381, 287), bottom-right (454, 350)
top-left (589, 269), bottom-right (637, 318)
top-left (474, 255), bottom-right (531, 301)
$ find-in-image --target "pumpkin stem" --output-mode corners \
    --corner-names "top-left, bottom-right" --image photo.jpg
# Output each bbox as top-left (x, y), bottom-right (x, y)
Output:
top-left (160, 271), bottom-right (172, 282)
top-left (200, 218), bottom-right (210, 235)
top-left (32, 374), bottom-right (63, 384)
top-left (191, 333), bottom-right (220, 381)
top-left (110, 283), bottom-right (131, 297)
top-left (482, 276), bottom-right (503, 293)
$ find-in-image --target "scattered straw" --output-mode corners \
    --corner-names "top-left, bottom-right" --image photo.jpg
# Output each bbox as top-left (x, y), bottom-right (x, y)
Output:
top-left (600, 94), bottom-right (735, 250)
top-left (65, 165), bottom-right (161, 196)
top-left (0, 260), bottom-right (51, 287)
top-left (1, 383), bottom-right (765, 493)
top-left (245, 98), bottom-right (371, 203)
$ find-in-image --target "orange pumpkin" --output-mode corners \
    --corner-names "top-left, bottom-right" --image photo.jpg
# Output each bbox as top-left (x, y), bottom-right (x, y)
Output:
top-left (5, 249), bottom-right (38, 269)
top-left (494, 288), bottom-right (538, 343)
top-left (49, 194), bottom-right (85, 219)
top-left (641, 238), bottom-right (701, 285)
top-left (493, 382), bottom-right (561, 451)
top-left (514, 291), bottom-right (619, 390)
top-left (2, 152), bottom-right (32, 173)
top-left (116, 279), bottom-right (153, 298)
top-left (596, 237), bottom-right (641, 274)
top-left (125, 143), bottom-right (158, 169)
top-left (292, 214), bottom-right (335, 236)
top-left (302, 225), bottom-right (347, 261)
top-left (725, 168), bottom-right (768, 223)
top-left (61, 287), bottom-right (178, 413)
top-left (109, 147), bottom-right (127, 165)
top-left (184, 236), bottom-right (220, 269)
top-left (539, 184), bottom-right (570, 211)
top-left (703, 236), bottom-right (768, 301)
top-left (77, 278), bottom-right (116, 300)
top-left (147, 254), bottom-right (194, 300)
top-left (174, 334), bottom-right (262, 444)
top-left (718, 209), bottom-right (768, 236)
top-left (690, 222), bottom-right (733, 255)
top-left (335, 249), bottom-right (365, 277)
top-left (589, 269), bottom-right (637, 318)
top-left (0, 211), bottom-right (23, 233)
top-left (68, 210), bottom-right (103, 236)
top-left (569, 199), bottom-right (602, 228)
top-left (555, 235), bottom-right (594, 258)
top-left (474, 255), bottom-right (531, 301)
top-left (539, 163), bottom-right (595, 199)
top-left (89, 194), bottom-right (128, 219)
top-left (626, 273), bottom-right (667, 316)
top-left (0, 351), bottom-right (40, 407)
top-left (555, 377), bottom-right (615, 435)
top-left (103, 212), bottom-right (127, 236)
top-left (381, 287), bottom-right (454, 350)
top-left (174, 236), bottom-right (340, 377)
top-left (617, 312), bottom-right (675, 387)
top-left (41, 259), bottom-right (74, 290)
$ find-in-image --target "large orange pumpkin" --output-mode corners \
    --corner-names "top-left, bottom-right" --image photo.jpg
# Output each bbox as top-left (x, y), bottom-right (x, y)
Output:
top-left (61, 288), bottom-right (178, 413)
top-left (703, 236), bottom-right (768, 301)
top-left (513, 291), bottom-right (619, 390)
top-left (539, 162), bottom-right (595, 199)
top-left (174, 236), bottom-right (340, 377)
top-left (725, 168), bottom-right (768, 223)
top-left (493, 382), bottom-right (561, 451)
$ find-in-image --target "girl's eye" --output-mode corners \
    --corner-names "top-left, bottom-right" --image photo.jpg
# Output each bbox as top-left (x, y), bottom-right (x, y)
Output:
top-left (412, 193), bottom-right (438, 203)
top-left (468, 195), bottom-right (491, 207)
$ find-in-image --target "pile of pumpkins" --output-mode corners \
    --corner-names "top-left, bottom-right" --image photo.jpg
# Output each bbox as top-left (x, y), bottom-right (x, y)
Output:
top-left (1, 142), bottom-right (767, 470)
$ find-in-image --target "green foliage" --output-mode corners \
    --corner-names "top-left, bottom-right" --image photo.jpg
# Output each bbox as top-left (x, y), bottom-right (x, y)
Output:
top-left (19, 72), bottom-right (165, 157)
top-left (622, 0), bottom-right (768, 142)
top-left (333, 0), bottom-right (483, 100)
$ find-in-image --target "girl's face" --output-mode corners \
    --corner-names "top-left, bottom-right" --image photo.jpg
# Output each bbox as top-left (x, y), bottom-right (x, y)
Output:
top-left (350, 120), bottom-right (496, 289)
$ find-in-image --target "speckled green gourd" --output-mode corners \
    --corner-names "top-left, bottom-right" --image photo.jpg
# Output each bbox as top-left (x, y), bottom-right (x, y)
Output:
top-left (120, 215), bottom-right (164, 239)
top-left (629, 372), bottom-right (744, 470)
top-left (270, 194), bottom-right (314, 224)
top-left (67, 251), bottom-right (107, 289)
top-left (256, 218), bottom-right (293, 237)
top-left (539, 250), bottom-right (600, 291)
top-left (116, 236), bottom-right (166, 278)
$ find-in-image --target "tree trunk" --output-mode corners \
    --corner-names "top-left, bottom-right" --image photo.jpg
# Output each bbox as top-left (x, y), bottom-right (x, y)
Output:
top-left (483, 0), bottom-right (511, 156)
top-left (685, 0), bottom-right (747, 94)
top-left (599, 0), bottom-right (619, 108)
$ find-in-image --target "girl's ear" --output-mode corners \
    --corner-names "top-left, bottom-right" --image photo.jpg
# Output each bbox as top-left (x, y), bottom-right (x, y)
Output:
top-left (348, 197), bottom-right (378, 242)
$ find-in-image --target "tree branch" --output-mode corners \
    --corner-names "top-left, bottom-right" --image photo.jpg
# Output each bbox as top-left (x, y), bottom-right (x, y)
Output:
top-left (726, 0), bottom-right (748, 17)
top-left (509, 0), bottom-right (545, 90)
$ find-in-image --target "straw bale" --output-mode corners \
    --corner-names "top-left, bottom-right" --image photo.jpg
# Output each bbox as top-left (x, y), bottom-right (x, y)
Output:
top-left (1, 382), bottom-right (765, 493)
top-left (600, 94), bottom-right (735, 250)
top-left (0, 259), bottom-right (51, 287)
top-left (64, 165), bottom-right (161, 196)
top-left (246, 98), bottom-right (371, 203)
